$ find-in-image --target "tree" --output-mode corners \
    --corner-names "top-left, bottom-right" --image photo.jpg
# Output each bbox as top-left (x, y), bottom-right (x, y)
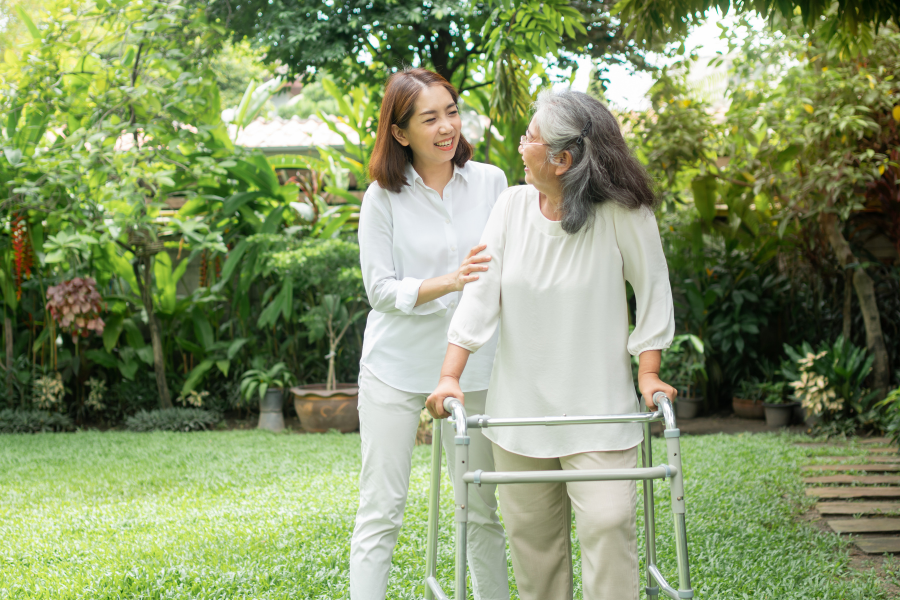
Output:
top-left (209, 0), bottom-right (648, 108)
top-left (2, 0), bottom-right (236, 409)
top-left (615, 0), bottom-right (900, 49)
top-left (634, 18), bottom-right (899, 396)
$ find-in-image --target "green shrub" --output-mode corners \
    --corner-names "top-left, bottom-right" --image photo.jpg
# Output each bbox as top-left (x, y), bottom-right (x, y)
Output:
top-left (877, 372), bottom-right (900, 449)
top-left (0, 409), bottom-right (75, 433)
top-left (783, 336), bottom-right (880, 435)
top-left (125, 408), bottom-right (222, 432)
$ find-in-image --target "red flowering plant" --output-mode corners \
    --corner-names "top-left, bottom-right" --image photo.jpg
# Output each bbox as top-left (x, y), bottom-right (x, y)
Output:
top-left (11, 212), bottom-right (33, 301)
top-left (46, 278), bottom-right (106, 342)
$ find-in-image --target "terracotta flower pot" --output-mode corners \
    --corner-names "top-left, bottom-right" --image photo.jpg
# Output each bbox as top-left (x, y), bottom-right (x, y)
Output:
top-left (732, 397), bottom-right (765, 420)
top-left (675, 397), bottom-right (703, 420)
top-left (291, 384), bottom-right (359, 433)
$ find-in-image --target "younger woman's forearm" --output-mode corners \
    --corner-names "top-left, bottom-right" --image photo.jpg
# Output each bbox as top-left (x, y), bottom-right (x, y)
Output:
top-left (440, 343), bottom-right (471, 381)
top-left (414, 275), bottom-right (455, 307)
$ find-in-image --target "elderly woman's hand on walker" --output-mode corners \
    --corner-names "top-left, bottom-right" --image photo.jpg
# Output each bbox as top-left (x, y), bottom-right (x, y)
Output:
top-left (638, 349), bottom-right (678, 410)
top-left (426, 343), bottom-right (471, 419)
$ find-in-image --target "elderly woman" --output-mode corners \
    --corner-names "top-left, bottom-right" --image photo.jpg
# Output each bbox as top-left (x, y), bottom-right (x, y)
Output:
top-left (426, 89), bottom-right (676, 600)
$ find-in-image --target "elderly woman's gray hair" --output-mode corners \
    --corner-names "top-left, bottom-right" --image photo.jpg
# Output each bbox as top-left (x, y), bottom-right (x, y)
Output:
top-left (533, 89), bottom-right (658, 234)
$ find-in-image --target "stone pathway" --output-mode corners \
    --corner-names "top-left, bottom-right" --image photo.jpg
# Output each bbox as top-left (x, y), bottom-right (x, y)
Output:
top-left (796, 437), bottom-right (900, 554)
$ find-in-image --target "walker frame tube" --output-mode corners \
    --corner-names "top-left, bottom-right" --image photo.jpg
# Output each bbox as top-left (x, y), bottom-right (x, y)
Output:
top-left (424, 392), bottom-right (693, 600)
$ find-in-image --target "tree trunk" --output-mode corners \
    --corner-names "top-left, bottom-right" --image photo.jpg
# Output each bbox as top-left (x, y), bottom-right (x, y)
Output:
top-left (821, 212), bottom-right (891, 396)
top-left (137, 255), bottom-right (172, 409)
top-left (4, 314), bottom-right (12, 399)
top-left (842, 268), bottom-right (853, 342)
top-left (429, 34), bottom-right (455, 85)
top-left (148, 312), bottom-right (172, 409)
top-left (326, 343), bottom-right (336, 392)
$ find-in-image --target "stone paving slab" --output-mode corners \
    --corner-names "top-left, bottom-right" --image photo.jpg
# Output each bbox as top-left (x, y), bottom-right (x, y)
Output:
top-left (816, 501), bottom-right (900, 515)
top-left (859, 438), bottom-right (891, 445)
top-left (802, 464), bottom-right (900, 472)
top-left (806, 487), bottom-right (900, 498)
top-left (803, 475), bottom-right (900, 485)
top-left (855, 537), bottom-right (900, 554)
top-left (812, 456), bottom-right (900, 463)
top-left (828, 518), bottom-right (900, 533)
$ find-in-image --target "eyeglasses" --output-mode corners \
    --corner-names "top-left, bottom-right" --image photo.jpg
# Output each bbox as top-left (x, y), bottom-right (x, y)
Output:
top-left (519, 131), bottom-right (548, 148)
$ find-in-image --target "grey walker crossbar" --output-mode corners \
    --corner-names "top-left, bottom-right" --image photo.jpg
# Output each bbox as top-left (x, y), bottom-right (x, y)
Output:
top-left (423, 392), bottom-right (693, 600)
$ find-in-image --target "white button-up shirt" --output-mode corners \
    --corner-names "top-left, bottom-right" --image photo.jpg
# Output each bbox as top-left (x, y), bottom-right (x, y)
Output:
top-left (358, 161), bottom-right (507, 393)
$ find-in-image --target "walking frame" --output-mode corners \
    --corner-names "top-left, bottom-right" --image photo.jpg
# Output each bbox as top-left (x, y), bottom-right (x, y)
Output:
top-left (423, 392), bottom-right (693, 600)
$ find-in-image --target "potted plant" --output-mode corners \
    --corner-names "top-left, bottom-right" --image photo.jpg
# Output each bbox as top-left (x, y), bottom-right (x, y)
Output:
top-left (758, 381), bottom-right (796, 427)
top-left (268, 239), bottom-right (368, 433)
top-left (240, 359), bottom-right (296, 432)
top-left (732, 378), bottom-right (766, 420)
top-left (659, 334), bottom-right (707, 419)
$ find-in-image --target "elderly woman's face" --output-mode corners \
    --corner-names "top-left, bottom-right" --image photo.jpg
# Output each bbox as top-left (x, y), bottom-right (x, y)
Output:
top-left (518, 117), bottom-right (565, 193)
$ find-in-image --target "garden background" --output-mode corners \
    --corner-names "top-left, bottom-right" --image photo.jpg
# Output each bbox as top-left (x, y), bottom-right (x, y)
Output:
top-left (3, 1), bottom-right (900, 598)
top-left (2, 0), bottom-right (899, 435)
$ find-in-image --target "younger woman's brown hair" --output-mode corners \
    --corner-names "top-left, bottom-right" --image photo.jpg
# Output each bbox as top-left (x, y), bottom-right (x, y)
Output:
top-left (369, 68), bottom-right (473, 193)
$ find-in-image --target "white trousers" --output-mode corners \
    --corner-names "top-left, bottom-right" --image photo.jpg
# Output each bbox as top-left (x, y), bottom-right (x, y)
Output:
top-left (349, 367), bottom-right (509, 600)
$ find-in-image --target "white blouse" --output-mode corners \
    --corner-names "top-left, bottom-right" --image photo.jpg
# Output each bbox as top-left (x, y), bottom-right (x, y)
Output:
top-left (448, 185), bottom-right (675, 457)
top-left (358, 161), bottom-right (508, 393)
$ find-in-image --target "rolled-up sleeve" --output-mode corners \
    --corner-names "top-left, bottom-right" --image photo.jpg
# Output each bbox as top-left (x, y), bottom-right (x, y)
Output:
top-left (359, 189), bottom-right (447, 316)
top-left (447, 192), bottom-right (509, 352)
top-left (613, 205), bottom-right (675, 355)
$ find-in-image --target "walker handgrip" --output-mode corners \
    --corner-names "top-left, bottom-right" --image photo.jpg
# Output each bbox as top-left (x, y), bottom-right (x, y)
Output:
top-left (443, 397), bottom-right (462, 414)
top-left (653, 392), bottom-right (676, 431)
top-left (443, 397), bottom-right (468, 437)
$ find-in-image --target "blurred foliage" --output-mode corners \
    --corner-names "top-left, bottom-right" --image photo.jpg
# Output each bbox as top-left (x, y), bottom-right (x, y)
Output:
top-left (0, 408), bottom-right (74, 433)
top-left (784, 337), bottom-right (882, 435)
top-left (277, 81), bottom-right (340, 120)
top-left (211, 40), bottom-right (275, 111)
top-left (125, 407), bottom-right (222, 432)
top-left (0, 0), bottom-right (367, 426)
top-left (615, 0), bottom-right (900, 59)
top-left (640, 16), bottom-right (900, 415)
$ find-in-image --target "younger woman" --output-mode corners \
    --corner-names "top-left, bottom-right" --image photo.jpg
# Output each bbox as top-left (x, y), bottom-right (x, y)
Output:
top-left (350, 68), bottom-right (509, 600)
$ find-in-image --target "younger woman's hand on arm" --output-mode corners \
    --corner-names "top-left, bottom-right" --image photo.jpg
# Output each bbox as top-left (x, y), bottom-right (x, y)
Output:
top-left (415, 245), bottom-right (491, 306)
top-left (426, 343), bottom-right (472, 419)
top-left (637, 349), bottom-right (678, 411)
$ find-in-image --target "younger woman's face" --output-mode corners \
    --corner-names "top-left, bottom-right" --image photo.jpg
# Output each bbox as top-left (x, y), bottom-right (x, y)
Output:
top-left (391, 85), bottom-right (461, 167)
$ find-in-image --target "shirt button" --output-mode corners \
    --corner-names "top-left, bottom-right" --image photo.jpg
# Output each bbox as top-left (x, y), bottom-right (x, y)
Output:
top-left (445, 219), bottom-right (451, 224)
top-left (450, 245), bottom-right (457, 251)
top-left (450, 302), bottom-right (457, 308)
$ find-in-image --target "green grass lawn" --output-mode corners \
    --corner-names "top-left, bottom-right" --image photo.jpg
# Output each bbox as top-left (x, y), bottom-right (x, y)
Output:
top-left (0, 430), bottom-right (895, 599)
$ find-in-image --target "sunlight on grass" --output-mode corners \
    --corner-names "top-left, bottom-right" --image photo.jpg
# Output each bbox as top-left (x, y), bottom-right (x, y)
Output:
top-left (0, 431), bottom-right (890, 599)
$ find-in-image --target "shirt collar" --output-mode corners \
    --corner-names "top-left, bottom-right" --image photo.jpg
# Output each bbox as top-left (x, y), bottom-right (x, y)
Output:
top-left (404, 161), bottom-right (469, 189)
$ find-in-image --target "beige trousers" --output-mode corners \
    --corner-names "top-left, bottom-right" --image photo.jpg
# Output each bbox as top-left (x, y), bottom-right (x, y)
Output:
top-left (492, 444), bottom-right (640, 600)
